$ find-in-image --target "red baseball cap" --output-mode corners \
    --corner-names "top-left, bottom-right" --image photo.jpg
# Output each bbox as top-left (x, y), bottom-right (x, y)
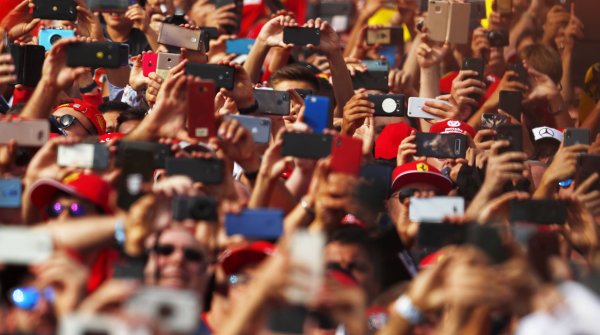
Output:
top-left (220, 241), bottom-right (275, 276)
top-left (429, 119), bottom-right (476, 138)
top-left (29, 172), bottom-right (114, 214)
top-left (391, 161), bottom-right (453, 194)
top-left (374, 122), bottom-right (416, 160)
top-left (53, 99), bottom-right (106, 135)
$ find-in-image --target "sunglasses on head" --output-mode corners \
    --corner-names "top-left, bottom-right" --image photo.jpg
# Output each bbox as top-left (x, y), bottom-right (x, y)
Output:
top-left (46, 201), bottom-right (87, 218)
top-left (152, 244), bottom-right (204, 263)
top-left (55, 114), bottom-right (95, 135)
top-left (10, 287), bottom-right (54, 310)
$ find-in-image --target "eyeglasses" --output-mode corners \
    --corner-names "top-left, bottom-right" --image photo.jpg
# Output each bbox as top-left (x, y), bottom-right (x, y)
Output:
top-left (10, 287), bottom-right (54, 310)
top-left (46, 201), bottom-right (87, 218)
top-left (55, 114), bottom-right (95, 135)
top-left (558, 178), bottom-right (573, 188)
top-left (152, 244), bottom-right (205, 263)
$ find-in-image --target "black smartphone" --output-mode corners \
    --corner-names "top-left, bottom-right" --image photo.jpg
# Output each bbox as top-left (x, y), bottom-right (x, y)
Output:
top-left (10, 45), bottom-right (45, 88)
top-left (487, 30), bottom-right (509, 47)
top-left (498, 90), bottom-right (522, 120)
top-left (165, 158), bottom-right (224, 184)
top-left (495, 124), bottom-right (523, 153)
top-left (462, 57), bottom-right (484, 101)
top-left (368, 94), bottom-right (404, 117)
top-left (576, 154), bottom-right (600, 190)
top-left (254, 89), bottom-right (291, 115)
top-left (564, 128), bottom-right (590, 146)
top-left (415, 133), bottom-right (468, 159)
top-left (33, 0), bottom-right (77, 21)
top-left (87, 0), bottom-right (129, 12)
top-left (294, 89), bottom-right (314, 99)
top-left (283, 27), bottom-right (321, 46)
top-left (360, 163), bottom-right (394, 198)
top-left (417, 223), bottom-right (469, 248)
top-left (199, 26), bottom-right (219, 52)
top-left (172, 196), bottom-right (218, 221)
top-left (112, 257), bottom-right (146, 281)
top-left (352, 71), bottom-right (389, 92)
top-left (281, 132), bottom-right (332, 159)
top-left (117, 148), bottom-right (155, 210)
top-left (185, 63), bottom-right (234, 90)
top-left (116, 141), bottom-right (171, 169)
top-left (507, 62), bottom-right (528, 86)
top-left (509, 199), bottom-right (567, 224)
top-left (66, 42), bottom-right (129, 68)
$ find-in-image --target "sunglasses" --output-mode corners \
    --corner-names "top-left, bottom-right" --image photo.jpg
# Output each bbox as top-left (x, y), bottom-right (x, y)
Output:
top-left (55, 114), bottom-right (95, 135)
top-left (152, 244), bottom-right (204, 263)
top-left (10, 287), bottom-right (54, 310)
top-left (46, 201), bottom-right (87, 218)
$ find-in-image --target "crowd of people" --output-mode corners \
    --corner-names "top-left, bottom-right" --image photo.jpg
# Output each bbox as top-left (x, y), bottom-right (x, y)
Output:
top-left (0, 0), bottom-right (599, 334)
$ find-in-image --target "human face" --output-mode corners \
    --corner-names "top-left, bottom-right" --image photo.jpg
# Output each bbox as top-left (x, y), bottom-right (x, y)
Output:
top-left (325, 242), bottom-right (378, 299)
top-left (52, 108), bottom-right (96, 137)
top-left (103, 112), bottom-right (120, 133)
top-left (101, 12), bottom-right (132, 29)
top-left (45, 195), bottom-right (100, 221)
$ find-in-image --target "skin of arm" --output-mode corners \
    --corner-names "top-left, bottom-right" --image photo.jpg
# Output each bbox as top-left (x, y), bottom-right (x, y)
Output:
top-left (33, 215), bottom-right (121, 250)
top-left (327, 49), bottom-right (354, 118)
top-left (244, 38), bottom-right (271, 84)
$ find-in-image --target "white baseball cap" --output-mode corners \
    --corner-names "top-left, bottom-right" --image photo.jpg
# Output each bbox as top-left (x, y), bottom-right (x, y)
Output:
top-left (532, 127), bottom-right (563, 143)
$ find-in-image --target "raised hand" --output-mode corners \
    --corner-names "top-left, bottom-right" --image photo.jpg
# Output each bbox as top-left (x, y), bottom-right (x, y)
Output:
top-left (1, 0), bottom-right (40, 41)
top-left (304, 18), bottom-right (341, 57)
top-left (257, 14), bottom-right (297, 49)
top-left (341, 90), bottom-right (374, 136)
top-left (42, 37), bottom-right (92, 90)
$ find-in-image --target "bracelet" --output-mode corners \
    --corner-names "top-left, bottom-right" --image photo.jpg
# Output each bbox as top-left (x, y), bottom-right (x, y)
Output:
top-left (393, 295), bottom-right (424, 325)
top-left (114, 219), bottom-right (126, 247)
top-left (301, 197), bottom-right (315, 217)
top-left (80, 81), bottom-right (98, 94)
top-left (238, 99), bottom-right (259, 114)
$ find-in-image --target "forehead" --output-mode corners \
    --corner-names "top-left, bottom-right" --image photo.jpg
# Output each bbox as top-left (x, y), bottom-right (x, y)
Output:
top-left (272, 80), bottom-right (315, 91)
top-left (159, 228), bottom-right (200, 248)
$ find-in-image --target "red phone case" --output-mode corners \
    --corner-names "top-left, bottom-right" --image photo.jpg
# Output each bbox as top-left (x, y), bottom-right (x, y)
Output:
top-left (142, 52), bottom-right (158, 77)
top-left (330, 135), bottom-right (363, 176)
top-left (187, 80), bottom-right (216, 139)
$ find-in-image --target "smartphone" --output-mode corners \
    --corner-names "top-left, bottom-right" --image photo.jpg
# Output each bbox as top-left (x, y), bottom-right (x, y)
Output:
top-left (156, 52), bottom-right (182, 80)
top-left (117, 148), bottom-right (155, 210)
top-left (185, 63), bottom-right (234, 90)
top-left (33, 0), bottom-right (77, 21)
top-left (172, 196), bottom-right (218, 221)
top-left (564, 128), bottom-right (590, 146)
top-left (304, 95), bottom-right (330, 133)
top-left (254, 89), bottom-right (291, 116)
top-left (417, 222), bottom-right (468, 248)
top-left (38, 29), bottom-right (75, 51)
top-left (576, 154), bottom-right (600, 190)
top-left (428, 1), bottom-right (470, 44)
top-left (409, 196), bottom-right (465, 223)
top-left (487, 30), bottom-right (509, 47)
top-left (462, 57), bottom-right (484, 81)
top-left (283, 27), bottom-right (321, 46)
top-left (158, 24), bottom-right (203, 51)
top-left (117, 141), bottom-right (171, 169)
top-left (361, 59), bottom-right (389, 72)
top-left (0, 178), bottom-right (21, 208)
top-left (57, 144), bottom-right (110, 170)
top-left (67, 42), bottom-right (129, 68)
top-left (360, 163), bottom-right (393, 196)
top-left (368, 94), bottom-right (404, 117)
top-left (187, 80), bottom-right (216, 139)
top-left (497, 0), bottom-right (512, 14)
top-left (294, 89), bottom-right (314, 99)
top-left (0, 120), bottom-right (49, 147)
top-left (226, 38), bottom-right (255, 55)
top-left (330, 135), bottom-right (362, 176)
top-left (507, 62), bottom-right (528, 86)
top-left (0, 227), bottom-right (52, 264)
top-left (142, 52), bottom-right (158, 77)
top-left (223, 115), bottom-right (272, 144)
top-left (319, 1), bottom-right (353, 32)
top-left (11, 44), bottom-right (45, 88)
top-left (87, 0), bottom-right (130, 11)
top-left (498, 90), bottom-right (522, 120)
top-left (285, 230), bottom-right (326, 304)
top-left (469, 0), bottom-right (487, 29)
top-left (165, 158), bottom-right (224, 184)
top-left (427, 0), bottom-right (450, 43)
top-left (281, 132), bottom-right (333, 159)
top-left (407, 97), bottom-right (448, 119)
top-left (112, 257), bottom-right (146, 281)
top-left (366, 26), bottom-right (404, 46)
top-left (509, 199), bottom-right (567, 224)
top-left (415, 133), bottom-right (467, 159)
top-left (352, 71), bottom-right (389, 91)
top-left (225, 209), bottom-right (284, 239)
top-left (495, 124), bottom-right (523, 153)
top-left (480, 112), bottom-right (508, 130)
top-left (60, 314), bottom-right (134, 334)
top-left (126, 287), bottom-right (200, 334)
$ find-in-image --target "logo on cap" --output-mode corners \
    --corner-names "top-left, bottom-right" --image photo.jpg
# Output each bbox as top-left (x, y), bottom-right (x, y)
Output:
top-left (447, 120), bottom-right (461, 127)
top-left (539, 127), bottom-right (554, 137)
top-left (416, 163), bottom-right (429, 172)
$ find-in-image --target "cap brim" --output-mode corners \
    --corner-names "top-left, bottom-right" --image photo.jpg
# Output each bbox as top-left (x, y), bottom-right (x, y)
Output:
top-left (391, 171), bottom-right (453, 195)
top-left (220, 245), bottom-right (274, 276)
top-left (29, 179), bottom-right (78, 210)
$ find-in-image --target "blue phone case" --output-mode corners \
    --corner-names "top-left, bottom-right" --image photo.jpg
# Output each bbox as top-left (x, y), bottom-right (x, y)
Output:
top-left (225, 39), bottom-right (255, 55)
top-left (303, 95), bottom-right (330, 133)
top-left (225, 209), bottom-right (284, 239)
top-left (38, 29), bottom-right (75, 51)
top-left (0, 178), bottom-right (22, 208)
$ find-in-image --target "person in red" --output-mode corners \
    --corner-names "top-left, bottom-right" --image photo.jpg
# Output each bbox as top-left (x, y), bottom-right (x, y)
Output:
top-left (51, 100), bottom-right (107, 137)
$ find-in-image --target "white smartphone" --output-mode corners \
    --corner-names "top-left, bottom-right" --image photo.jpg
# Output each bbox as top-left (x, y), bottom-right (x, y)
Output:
top-left (407, 97), bottom-right (450, 120)
top-left (285, 230), bottom-right (326, 305)
top-left (409, 196), bottom-right (465, 223)
top-left (0, 120), bottom-right (49, 147)
top-left (0, 226), bottom-right (53, 264)
top-left (57, 144), bottom-right (110, 170)
top-left (59, 314), bottom-right (134, 335)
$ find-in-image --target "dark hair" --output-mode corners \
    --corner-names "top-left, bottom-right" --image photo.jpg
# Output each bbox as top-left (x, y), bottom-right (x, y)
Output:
top-left (116, 108), bottom-right (146, 131)
top-left (268, 64), bottom-right (320, 91)
top-left (98, 101), bottom-right (130, 114)
top-left (515, 28), bottom-right (542, 50)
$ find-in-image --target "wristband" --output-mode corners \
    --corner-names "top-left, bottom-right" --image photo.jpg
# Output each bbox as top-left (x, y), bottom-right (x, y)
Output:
top-left (393, 295), bottom-right (424, 325)
top-left (238, 99), bottom-right (259, 114)
top-left (80, 81), bottom-right (98, 94)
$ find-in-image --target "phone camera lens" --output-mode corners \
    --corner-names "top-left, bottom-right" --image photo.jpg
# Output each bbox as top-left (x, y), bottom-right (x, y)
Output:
top-left (50, 34), bottom-right (62, 45)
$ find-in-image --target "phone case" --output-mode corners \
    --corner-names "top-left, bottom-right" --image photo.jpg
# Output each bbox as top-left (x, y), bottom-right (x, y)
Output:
top-left (158, 24), bottom-right (203, 51)
top-left (564, 128), bottom-right (590, 146)
top-left (87, 0), bottom-right (130, 12)
top-left (361, 60), bottom-right (389, 72)
top-left (117, 148), bottom-right (155, 210)
top-left (409, 196), bottom-right (465, 223)
top-left (156, 52), bottom-right (182, 79)
top-left (165, 158), bottom-right (224, 184)
top-left (283, 27), bottom-right (321, 46)
top-left (254, 89), bottom-right (291, 116)
top-left (446, 2), bottom-right (470, 44)
top-left (225, 209), bottom-right (284, 239)
top-left (415, 133), bottom-right (468, 159)
top-left (285, 230), bottom-right (326, 304)
top-left (0, 227), bottom-right (53, 264)
top-left (366, 27), bottom-right (403, 46)
top-left (57, 144), bottom-right (110, 170)
top-left (330, 136), bottom-right (362, 176)
top-left (495, 124), bottom-right (523, 153)
top-left (360, 163), bottom-right (394, 195)
top-left (487, 30), bottom-right (509, 47)
top-left (507, 62), bottom-right (528, 85)
top-left (33, 0), bottom-right (77, 21)
top-left (469, 0), bottom-right (487, 29)
top-left (117, 141), bottom-right (171, 168)
top-left (142, 52), bottom-right (158, 77)
top-left (223, 115), bottom-right (272, 144)
top-left (576, 154), bottom-right (600, 191)
top-left (407, 97), bottom-right (447, 119)
top-left (368, 94), bottom-right (404, 116)
top-left (172, 196), bottom-right (218, 221)
top-left (38, 29), bottom-right (75, 51)
top-left (187, 80), bottom-right (216, 139)
top-left (281, 132), bottom-right (333, 159)
top-left (498, 90), bottom-right (522, 120)
top-left (0, 178), bottom-right (22, 208)
top-left (462, 57), bottom-right (484, 81)
top-left (225, 38), bottom-right (255, 55)
top-left (427, 1), bottom-right (450, 43)
top-left (352, 70), bottom-right (389, 91)
top-left (0, 120), bottom-right (49, 147)
top-left (66, 42), bottom-right (129, 68)
top-left (11, 44), bottom-right (45, 88)
top-left (304, 95), bottom-right (330, 133)
top-left (185, 63), bottom-right (234, 90)
top-left (417, 222), bottom-right (468, 248)
top-left (509, 199), bottom-right (566, 224)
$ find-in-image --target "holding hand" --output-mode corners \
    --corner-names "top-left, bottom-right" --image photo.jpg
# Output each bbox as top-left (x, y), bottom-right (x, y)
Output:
top-left (341, 90), bottom-right (374, 135)
top-left (304, 18), bottom-right (341, 57)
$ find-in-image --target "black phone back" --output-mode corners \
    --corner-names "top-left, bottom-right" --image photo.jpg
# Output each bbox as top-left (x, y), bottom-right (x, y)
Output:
top-left (33, 0), bottom-right (77, 20)
top-left (66, 42), bottom-right (129, 68)
top-left (462, 57), bottom-right (484, 81)
top-left (11, 45), bottom-right (45, 88)
top-left (495, 124), bottom-right (523, 153)
top-left (352, 71), bottom-right (389, 92)
top-left (185, 63), bottom-right (234, 90)
top-left (415, 133), bottom-right (467, 159)
top-left (283, 27), bottom-right (320, 46)
top-left (564, 128), bottom-right (590, 146)
top-left (165, 158), bottom-right (224, 184)
top-left (498, 90), bottom-right (522, 120)
top-left (509, 199), bottom-right (567, 224)
top-left (117, 141), bottom-right (171, 169)
top-left (254, 89), bottom-right (291, 115)
top-left (281, 132), bottom-right (332, 159)
top-left (576, 154), bottom-right (600, 191)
